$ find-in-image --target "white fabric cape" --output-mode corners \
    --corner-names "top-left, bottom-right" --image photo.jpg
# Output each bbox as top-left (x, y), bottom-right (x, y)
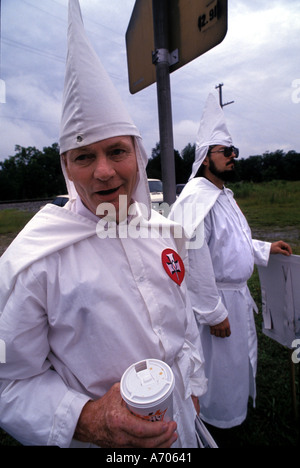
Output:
top-left (0, 201), bottom-right (189, 315)
top-left (170, 177), bottom-right (221, 239)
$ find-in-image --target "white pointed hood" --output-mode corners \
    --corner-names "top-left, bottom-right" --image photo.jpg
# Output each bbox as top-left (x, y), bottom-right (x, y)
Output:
top-left (189, 93), bottom-right (233, 180)
top-left (59, 0), bottom-right (151, 217)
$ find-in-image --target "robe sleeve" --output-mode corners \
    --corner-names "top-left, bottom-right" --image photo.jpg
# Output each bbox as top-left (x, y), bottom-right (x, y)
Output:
top-left (174, 286), bottom-right (208, 399)
top-left (168, 235), bottom-right (207, 399)
top-left (186, 239), bottom-right (228, 326)
top-left (0, 266), bottom-right (90, 446)
top-left (252, 239), bottom-right (271, 267)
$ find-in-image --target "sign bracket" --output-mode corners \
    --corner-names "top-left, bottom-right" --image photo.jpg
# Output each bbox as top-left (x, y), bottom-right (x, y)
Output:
top-left (152, 48), bottom-right (179, 67)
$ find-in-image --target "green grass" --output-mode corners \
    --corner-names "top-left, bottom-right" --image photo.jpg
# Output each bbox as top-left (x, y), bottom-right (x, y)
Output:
top-left (0, 209), bottom-right (34, 235)
top-left (0, 183), bottom-right (299, 446)
top-left (229, 180), bottom-right (300, 228)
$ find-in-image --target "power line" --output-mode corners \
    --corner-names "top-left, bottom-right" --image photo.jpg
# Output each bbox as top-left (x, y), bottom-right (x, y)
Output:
top-left (22, 0), bottom-right (66, 25)
top-left (2, 36), bottom-right (65, 63)
top-left (23, 0), bottom-right (123, 43)
top-left (0, 113), bottom-right (57, 126)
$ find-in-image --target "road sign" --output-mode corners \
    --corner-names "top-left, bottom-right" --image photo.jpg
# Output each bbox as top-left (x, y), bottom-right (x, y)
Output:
top-left (126, 0), bottom-right (228, 94)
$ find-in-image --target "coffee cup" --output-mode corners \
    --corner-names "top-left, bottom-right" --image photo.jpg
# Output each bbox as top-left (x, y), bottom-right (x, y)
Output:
top-left (120, 359), bottom-right (175, 422)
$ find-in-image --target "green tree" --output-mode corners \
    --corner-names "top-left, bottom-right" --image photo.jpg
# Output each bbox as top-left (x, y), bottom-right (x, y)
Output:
top-left (283, 151), bottom-right (300, 180)
top-left (146, 142), bottom-right (192, 183)
top-left (235, 156), bottom-right (263, 182)
top-left (180, 143), bottom-right (195, 182)
top-left (0, 144), bottom-right (66, 201)
top-left (146, 142), bottom-right (162, 179)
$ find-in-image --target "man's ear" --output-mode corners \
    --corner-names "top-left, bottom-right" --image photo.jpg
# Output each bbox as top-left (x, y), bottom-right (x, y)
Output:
top-left (202, 155), bottom-right (209, 167)
top-left (61, 153), bottom-right (73, 181)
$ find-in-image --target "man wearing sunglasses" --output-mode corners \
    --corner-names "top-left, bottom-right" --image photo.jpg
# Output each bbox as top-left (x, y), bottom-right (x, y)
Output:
top-left (169, 94), bottom-right (292, 445)
top-left (200, 145), bottom-right (239, 188)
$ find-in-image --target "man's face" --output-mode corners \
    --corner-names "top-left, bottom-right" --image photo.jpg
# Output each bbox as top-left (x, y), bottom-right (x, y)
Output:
top-left (205, 145), bottom-right (237, 183)
top-left (63, 136), bottom-right (138, 222)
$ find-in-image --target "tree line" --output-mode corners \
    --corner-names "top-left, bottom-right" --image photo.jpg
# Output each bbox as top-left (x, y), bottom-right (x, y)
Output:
top-left (147, 143), bottom-right (300, 184)
top-left (0, 144), bottom-right (65, 201)
top-left (0, 143), bottom-right (299, 201)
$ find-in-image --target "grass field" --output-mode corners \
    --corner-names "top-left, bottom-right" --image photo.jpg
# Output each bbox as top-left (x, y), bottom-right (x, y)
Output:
top-left (230, 180), bottom-right (300, 230)
top-left (0, 181), bottom-right (299, 447)
top-left (0, 209), bottom-right (33, 235)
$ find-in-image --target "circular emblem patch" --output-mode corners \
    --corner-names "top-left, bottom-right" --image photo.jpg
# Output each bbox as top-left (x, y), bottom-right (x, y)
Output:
top-left (161, 248), bottom-right (185, 286)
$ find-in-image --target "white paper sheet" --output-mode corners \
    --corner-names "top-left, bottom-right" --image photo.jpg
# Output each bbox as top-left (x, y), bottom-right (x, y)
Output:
top-left (257, 254), bottom-right (300, 348)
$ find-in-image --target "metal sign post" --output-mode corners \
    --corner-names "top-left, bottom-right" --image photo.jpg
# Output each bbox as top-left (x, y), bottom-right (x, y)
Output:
top-left (152, 0), bottom-right (176, 205)
top-left (126, 0), bottom-right (228, 94)
top-left (126, 0), bottom-right (228, 204)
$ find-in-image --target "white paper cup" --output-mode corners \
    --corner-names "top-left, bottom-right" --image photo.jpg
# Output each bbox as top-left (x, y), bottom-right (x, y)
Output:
top-left (120, 359), bottom-right (175, 422)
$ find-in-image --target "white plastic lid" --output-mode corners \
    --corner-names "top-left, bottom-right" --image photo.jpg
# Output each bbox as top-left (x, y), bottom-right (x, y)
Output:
top-left (120, 359), bottom-right (175, 407)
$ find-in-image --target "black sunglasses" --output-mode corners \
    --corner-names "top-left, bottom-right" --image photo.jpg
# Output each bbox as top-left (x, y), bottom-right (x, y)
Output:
top-left (209, 146), bottom-right (239, 158)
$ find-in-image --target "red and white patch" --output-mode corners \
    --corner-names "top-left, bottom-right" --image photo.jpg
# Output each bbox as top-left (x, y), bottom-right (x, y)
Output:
top-left (161, 248), bottom-right (185, 286)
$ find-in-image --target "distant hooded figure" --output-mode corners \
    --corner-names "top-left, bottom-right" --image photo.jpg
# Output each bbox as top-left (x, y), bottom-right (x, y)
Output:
top-left (169, 93), bottom-right (292, 440)
top-left (0, 0), bottom-right (209, 448)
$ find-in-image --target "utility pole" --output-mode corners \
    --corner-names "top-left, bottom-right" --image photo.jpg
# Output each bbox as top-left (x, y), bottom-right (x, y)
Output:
top-left (215, 83), bottom-right (233, 108)
top-left (152, 0), bottom-right (176, 205)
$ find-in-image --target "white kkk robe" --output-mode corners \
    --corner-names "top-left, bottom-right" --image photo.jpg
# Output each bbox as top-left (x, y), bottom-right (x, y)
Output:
top-left (0, 198), bottom-right (207, 447)
top-left (170, 177), bottom-right (271, 428)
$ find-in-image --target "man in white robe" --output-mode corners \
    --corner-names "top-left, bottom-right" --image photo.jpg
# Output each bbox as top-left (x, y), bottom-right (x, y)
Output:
top-left (169, 94), bottom-right (292, 437)
top-left (0, 0), bottom-right (208, 448)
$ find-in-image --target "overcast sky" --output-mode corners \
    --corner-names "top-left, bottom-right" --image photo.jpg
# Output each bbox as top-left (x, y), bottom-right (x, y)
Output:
top-left (0, 0), bottom-right (299, 163)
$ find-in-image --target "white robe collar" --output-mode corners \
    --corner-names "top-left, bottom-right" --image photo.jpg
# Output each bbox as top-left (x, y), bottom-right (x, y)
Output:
top-left (170, 177), bottom-right (221, 238)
